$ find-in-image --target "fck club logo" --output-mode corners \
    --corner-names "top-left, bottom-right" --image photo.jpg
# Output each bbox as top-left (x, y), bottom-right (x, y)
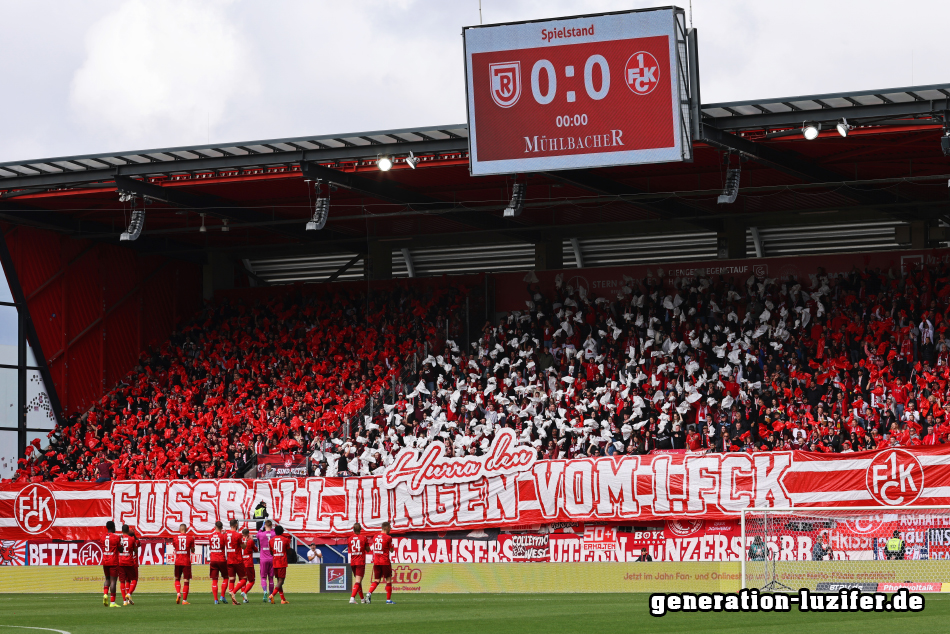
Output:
top-left (625, 51), bottom-right (660, 95)
top-left (866, 449), bottom-right (924, 506)
top-left (667, 519), bottom-right (703, 537)
top-left (79, 542), bottom-right (103, 565)
top-left (489, 62), bottom-right (522, 108)
top-left (842, 516), bottom-right (887, 535)
top-left (14, 484), bottom-right (57, 534)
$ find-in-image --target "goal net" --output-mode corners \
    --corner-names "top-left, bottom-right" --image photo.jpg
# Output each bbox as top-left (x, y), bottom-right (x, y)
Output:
top-left (741, 506), bottom-right (950, 592)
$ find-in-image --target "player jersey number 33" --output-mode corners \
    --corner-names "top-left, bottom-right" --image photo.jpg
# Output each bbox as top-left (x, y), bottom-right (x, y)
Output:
top-left (209, 533), bottom-right (226, 562)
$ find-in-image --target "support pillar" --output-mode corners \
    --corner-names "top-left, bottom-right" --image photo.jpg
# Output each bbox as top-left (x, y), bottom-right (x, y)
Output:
top-left (203, 252), bottom-right (235, 300)
top-left (912, 221), bottom-right (927, 250)
top-left (534, 239), bottom-right (564, 270)
top-left (365, 241), bottom-right (393, 280)
top-left (717, 219), bottom-right (747, 259)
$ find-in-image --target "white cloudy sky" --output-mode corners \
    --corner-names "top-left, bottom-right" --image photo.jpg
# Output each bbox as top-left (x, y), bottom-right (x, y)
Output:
top-left (1, 0), bottom-right (947, 163)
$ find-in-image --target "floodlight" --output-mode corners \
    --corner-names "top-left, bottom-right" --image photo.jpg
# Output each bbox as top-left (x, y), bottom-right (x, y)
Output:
top-left (836, 118), bottom-right (851, 138)
top-left (802, 122), bottom-right (821, 140)
top-left (405, 152), bottom-right (419, 169)
top-left (377, 155), bottom-right (393, 171)
top-left (199, 213), bottom-right (207, 233)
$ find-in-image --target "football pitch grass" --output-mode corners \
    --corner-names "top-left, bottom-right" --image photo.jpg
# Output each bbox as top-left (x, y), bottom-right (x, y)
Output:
top-left (0, 593), bottom-right (946, 634)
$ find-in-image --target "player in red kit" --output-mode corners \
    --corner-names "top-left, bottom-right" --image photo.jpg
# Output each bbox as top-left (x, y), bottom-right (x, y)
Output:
top-left (267, 525), bottom-right (291, 604)
top-left (118, 525), bottom-right (138, 606)
top-left (366, 522), bottom-right (395, 605)
top-left (348, 523), bottom-right (370, 604)
top-left (102, 520), bottom-right (122, 608)
top-left (173, 523), bottom-right (195, 605)
top-left (241, 527), bottom-right (257, 600)
top-left (225, 519), bottom-right (248, 604)
top-left (209, 521), bottom-right (228, 604)
top-left (129, 527), bottom-right (140, 604)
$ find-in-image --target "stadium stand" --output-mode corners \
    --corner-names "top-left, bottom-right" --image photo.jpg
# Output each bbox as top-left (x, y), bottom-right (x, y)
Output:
top-left (15, 284), bottom-right (469, 482)
top-left (15, 257), bottom-right (950, 483)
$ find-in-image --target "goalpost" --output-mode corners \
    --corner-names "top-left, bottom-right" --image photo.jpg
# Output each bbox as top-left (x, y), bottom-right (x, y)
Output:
top-left (740, 506), bottom-right (950, 592)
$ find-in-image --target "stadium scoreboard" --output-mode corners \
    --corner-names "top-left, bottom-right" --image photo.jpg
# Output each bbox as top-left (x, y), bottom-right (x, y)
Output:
top-left (463, 7), bottom-right (697, 176)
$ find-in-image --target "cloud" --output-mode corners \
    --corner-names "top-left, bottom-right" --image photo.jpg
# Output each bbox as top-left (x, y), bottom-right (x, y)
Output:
top-left (0, 0), bottom-right (944, 162)
top-left (69, 0), bottom-right (256, 148)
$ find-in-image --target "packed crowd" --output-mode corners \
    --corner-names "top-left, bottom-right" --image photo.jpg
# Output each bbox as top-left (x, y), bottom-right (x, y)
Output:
top-left (16, 284), bottom-right (465, 482)
top-left (15, 259), bottom-right (950, 483)
top-left (343, 262), bottom-right (950, 473)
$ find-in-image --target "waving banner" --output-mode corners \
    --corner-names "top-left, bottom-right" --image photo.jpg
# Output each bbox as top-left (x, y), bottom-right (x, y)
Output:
top-left (2, 444), bottom-right (949, 541)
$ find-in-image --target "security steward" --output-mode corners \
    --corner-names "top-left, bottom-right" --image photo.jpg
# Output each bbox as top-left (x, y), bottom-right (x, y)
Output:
top-left (884, 530), bottom-right (905, 560)
top-left (253, 501), bottom-right (269, 530)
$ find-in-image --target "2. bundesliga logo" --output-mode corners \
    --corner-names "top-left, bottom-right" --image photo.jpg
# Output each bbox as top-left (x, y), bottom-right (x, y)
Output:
top-left (14, 483), bottom-right (57, 534)
top-left (325, 565), bottom-right (347, 591)
top-left (866, 449), bottom-right (924, 506)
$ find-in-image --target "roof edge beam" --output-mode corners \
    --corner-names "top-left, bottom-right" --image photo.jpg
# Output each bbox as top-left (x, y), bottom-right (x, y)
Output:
top-left (705, 97), bottom-right (950, 131)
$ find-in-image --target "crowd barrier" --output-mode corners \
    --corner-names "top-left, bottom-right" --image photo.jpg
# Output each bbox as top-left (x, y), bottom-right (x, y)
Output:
top-left (0, 562), bottom-right (742, 594)
top-left (6, 561), bottom-right (950, 593)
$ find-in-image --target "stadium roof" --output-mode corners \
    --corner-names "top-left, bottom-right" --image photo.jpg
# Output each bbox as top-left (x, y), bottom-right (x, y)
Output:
top-left (1, 82), bottom-right (949, 281)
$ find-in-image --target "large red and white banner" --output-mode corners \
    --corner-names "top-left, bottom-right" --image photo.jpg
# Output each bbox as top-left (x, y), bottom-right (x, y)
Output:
top-left (3, 440), bottom-right (950, 542)
top-left (464, 7), bottom-right (690, 176)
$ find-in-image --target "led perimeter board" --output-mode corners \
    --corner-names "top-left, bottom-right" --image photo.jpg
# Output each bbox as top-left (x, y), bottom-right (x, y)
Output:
top-left (463, 6), bottom-right (696, 176)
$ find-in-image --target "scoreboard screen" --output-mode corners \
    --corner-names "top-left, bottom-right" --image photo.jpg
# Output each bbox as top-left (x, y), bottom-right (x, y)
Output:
top-left (463, 7), bottom-right (691, 176)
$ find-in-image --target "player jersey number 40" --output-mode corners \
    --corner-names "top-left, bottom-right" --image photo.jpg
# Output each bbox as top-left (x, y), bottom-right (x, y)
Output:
top-left (270, 534), bottom-right (291, 567)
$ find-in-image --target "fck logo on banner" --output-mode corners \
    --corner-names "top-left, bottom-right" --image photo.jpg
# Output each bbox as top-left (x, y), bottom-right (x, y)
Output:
top-left (867, 449), bottom-right (924, 506)
top-left (15, 484), bottom-right (57, 534)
